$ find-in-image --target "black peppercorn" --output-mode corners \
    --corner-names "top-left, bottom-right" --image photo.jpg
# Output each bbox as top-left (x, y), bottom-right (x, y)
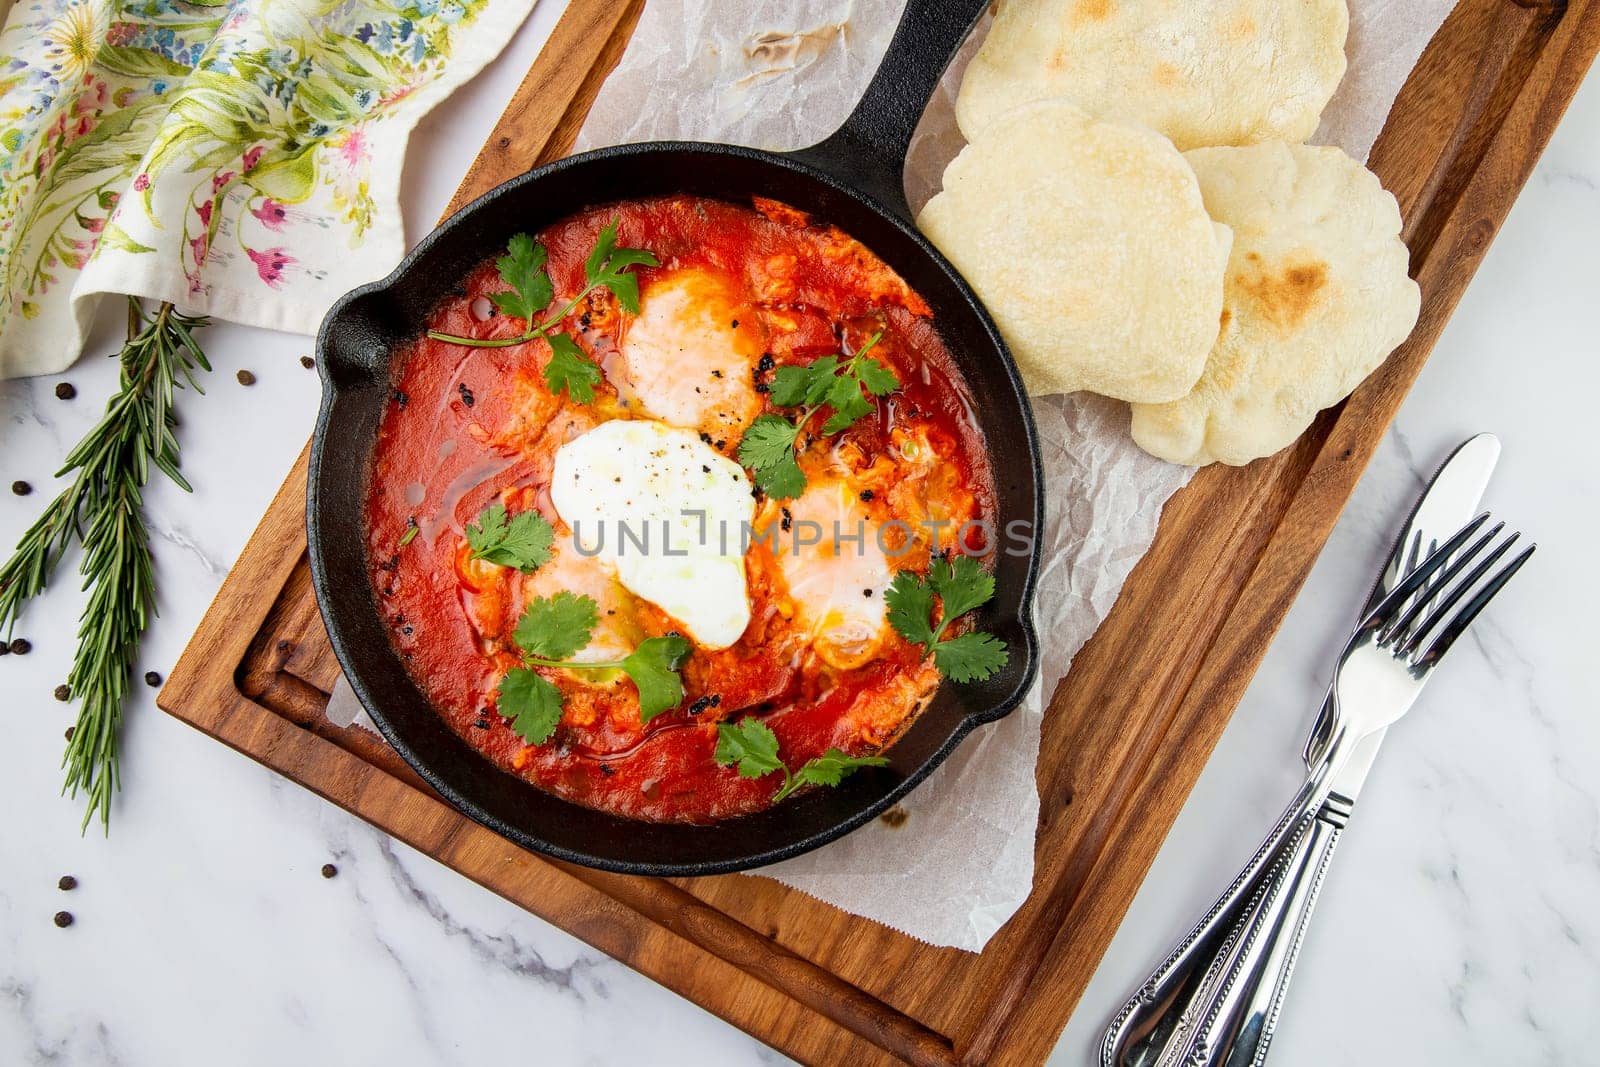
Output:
top-left (54, 684), bottom-right (70, 702)
top-left (320, 863), bottom-right (338, 879)
top-left (11, 480), bottom-right (31, 496)
top-left (143, 671), bottom-right (162, 688)
top-left (54, 382), bottom-right (76, 400)
top-left (10, 638), bottom-right (30, 655)
top-left (64, 726), bottom-right (75, 742)
top-left (53, 911), bottom-right (73, 928)
top-left (236, 369), bottom-right (256, 386)
top-left (58, 875), bottom-right (77, 891)
top-left (300, 355), bottom-right (315, 369)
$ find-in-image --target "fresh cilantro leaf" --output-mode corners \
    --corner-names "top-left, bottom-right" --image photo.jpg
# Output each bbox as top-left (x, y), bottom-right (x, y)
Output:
top-left (932, 632), bottom-right (1010, 683)
top-left (468, 502), bottom-right (507, 545)
top-left (885, 562), bottom-right (1007, 682)
top-left (801, 355), bottom-right (841, 405)
top-left (584, 218), bottom-right (660, 315)
top-left (753, 454), bottom-right (807, 499)
top-left (929, 554), bottom-right (995, 622)
top-left (857, 357), bottom-right (900, 397)
top-left (498, 667), bottom-right (564, 745)
top-left (623, 635), bottom-right (692, 722)
top-left (466, 503), bottom-right (554, 573)
top-left (738, 416), bottom-right (809, 499)
top-left (768, 364), bottom-right (820, 407)
top-left (775, 748), bottom-right (889, 801)
top-left (714, 718), bottom-right (784, 779)
top-left (737, 414), bottom-right (800, 471)
top-left (584, 219), bottom-right (620, 282)
top-left (884, 570), bottom-right (938, 649)
top-left (820, 374), bottom-right (874, 435)
top-left (490, 234), bottom-right (554, 323)
top-left (544, 332), bottom-right (603, 403)
top-left (513, 592), bottom-right (600, 661)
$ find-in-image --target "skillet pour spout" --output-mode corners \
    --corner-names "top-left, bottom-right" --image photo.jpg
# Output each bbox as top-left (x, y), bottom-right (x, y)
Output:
top-left (310, 0), bottom-right (1043, 876)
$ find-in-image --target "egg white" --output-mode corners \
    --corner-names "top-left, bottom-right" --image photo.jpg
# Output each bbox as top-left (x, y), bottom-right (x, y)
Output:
top-left (550, 419), bottom-right (753, 650)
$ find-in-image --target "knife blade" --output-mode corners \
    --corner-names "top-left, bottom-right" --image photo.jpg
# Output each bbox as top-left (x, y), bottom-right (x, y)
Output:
top-left (1304, 433), bottom-right (1502, 774)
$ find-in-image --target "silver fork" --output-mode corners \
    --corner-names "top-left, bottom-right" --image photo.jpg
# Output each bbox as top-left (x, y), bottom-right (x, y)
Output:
top-left (1102, 512), bottom-right (1534, 1067)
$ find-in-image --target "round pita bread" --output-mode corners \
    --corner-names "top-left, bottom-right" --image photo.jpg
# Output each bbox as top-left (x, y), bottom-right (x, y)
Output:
top-left (1131, 142), bottom-right (1420, 467)
top-left (918, 98), bottom-right (1231, 403)
top-left (956, 0), bottom-right (1349, 151)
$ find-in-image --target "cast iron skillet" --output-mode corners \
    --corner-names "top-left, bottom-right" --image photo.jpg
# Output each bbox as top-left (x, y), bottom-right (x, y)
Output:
top-left (309, 0), bottom-right (1042, 876)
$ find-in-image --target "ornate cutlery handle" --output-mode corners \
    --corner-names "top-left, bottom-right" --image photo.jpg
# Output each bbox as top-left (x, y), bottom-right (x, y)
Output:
top-left (1178, 799), bottom-right (1347, 1067)
top-left (1099, 766), bottom-right (1332, 1067)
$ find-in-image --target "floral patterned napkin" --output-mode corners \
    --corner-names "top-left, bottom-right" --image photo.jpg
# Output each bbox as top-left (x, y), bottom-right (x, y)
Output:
top-left (0, 0), bottom-right (537, 380)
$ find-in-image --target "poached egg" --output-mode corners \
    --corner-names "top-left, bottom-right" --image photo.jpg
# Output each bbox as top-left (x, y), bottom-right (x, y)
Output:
top-left (774, 478), bottom-right (894, 671)
top-left (550, 419), bottom-right (753, 650)
top-left (611, 268), bottom-right (764, 441)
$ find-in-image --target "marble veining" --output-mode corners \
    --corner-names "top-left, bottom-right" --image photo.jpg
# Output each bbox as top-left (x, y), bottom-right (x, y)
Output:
top-left (1, 4), bottom-right (1597, 1063)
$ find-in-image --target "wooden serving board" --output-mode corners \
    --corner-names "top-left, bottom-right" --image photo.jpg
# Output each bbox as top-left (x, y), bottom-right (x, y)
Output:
top-left (159, 2), bottom-right (1600, 1064)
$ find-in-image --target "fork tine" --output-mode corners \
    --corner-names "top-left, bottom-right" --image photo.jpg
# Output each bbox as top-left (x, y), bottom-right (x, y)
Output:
top-left (1362, 513), bottom-right (1491, 631)
top-left (1399, 529), bottom-right (1519, 655)
top-left (1412, 543), bottom-right (1536, 669)
top-left (1382, 523), bottom-right (1506, 645)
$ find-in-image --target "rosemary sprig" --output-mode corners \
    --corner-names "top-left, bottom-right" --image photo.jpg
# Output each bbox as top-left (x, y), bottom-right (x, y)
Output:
top-left (0, 298), bottom-right (210, 831)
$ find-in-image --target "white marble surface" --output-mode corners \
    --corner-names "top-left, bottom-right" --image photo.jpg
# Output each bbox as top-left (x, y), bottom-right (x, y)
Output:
top-left (2, 1), bottom-right (1598, 1060)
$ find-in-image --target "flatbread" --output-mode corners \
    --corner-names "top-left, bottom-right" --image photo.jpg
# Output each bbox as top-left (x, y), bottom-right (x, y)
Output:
top-left (918, 98), bottom-right (1231, 403)
top-left (956, 0), bottom-right (1349, 151)
top-left (1131, 142), bottom-right (1420, 466)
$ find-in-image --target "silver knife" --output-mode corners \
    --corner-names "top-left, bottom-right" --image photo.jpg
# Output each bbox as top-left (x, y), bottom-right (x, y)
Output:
top-left (1101, 433), bottom-right (1502, 1067)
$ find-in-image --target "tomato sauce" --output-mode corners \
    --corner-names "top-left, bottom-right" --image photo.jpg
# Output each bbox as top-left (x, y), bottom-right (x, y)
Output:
top-left (366, 195), bottom-right (995, 822)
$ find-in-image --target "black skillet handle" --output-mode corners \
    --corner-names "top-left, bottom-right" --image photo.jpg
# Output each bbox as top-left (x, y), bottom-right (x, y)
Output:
top-left (785, 0), bottom-right (989, 223)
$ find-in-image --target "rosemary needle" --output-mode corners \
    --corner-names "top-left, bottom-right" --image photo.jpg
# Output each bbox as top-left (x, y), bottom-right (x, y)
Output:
top-left (0, 298), bottom-right (209, 831)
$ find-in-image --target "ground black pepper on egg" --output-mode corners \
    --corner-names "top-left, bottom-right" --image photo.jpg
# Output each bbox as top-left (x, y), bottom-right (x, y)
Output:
top-left (458, 382), bottom-right (475, 407)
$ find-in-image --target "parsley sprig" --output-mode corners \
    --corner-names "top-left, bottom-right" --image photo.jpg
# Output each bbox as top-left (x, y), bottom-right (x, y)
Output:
top-left (737, 330), bottom-right (898, 499)
top-left (885, 555), bottom-right (1009, 683)
top-left (714, 718), bottom-right (888, 801)
top-left (495, 592), bottom-right (692, 745)
top-left (427, 220), bottom-right (658, 403)
top-left (465, 503), bottom-right (554, 573)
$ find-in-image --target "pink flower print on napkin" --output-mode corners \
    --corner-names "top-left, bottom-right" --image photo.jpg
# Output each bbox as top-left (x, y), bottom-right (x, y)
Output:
top-left (247, 247), bottom-right (295, 288)
top-left (251, 199), bottom-right (288, 231)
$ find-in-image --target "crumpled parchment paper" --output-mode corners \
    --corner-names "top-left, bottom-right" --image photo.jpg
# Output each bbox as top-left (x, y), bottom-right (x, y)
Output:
top-left (330, 0), bottom-right (1458, 951)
